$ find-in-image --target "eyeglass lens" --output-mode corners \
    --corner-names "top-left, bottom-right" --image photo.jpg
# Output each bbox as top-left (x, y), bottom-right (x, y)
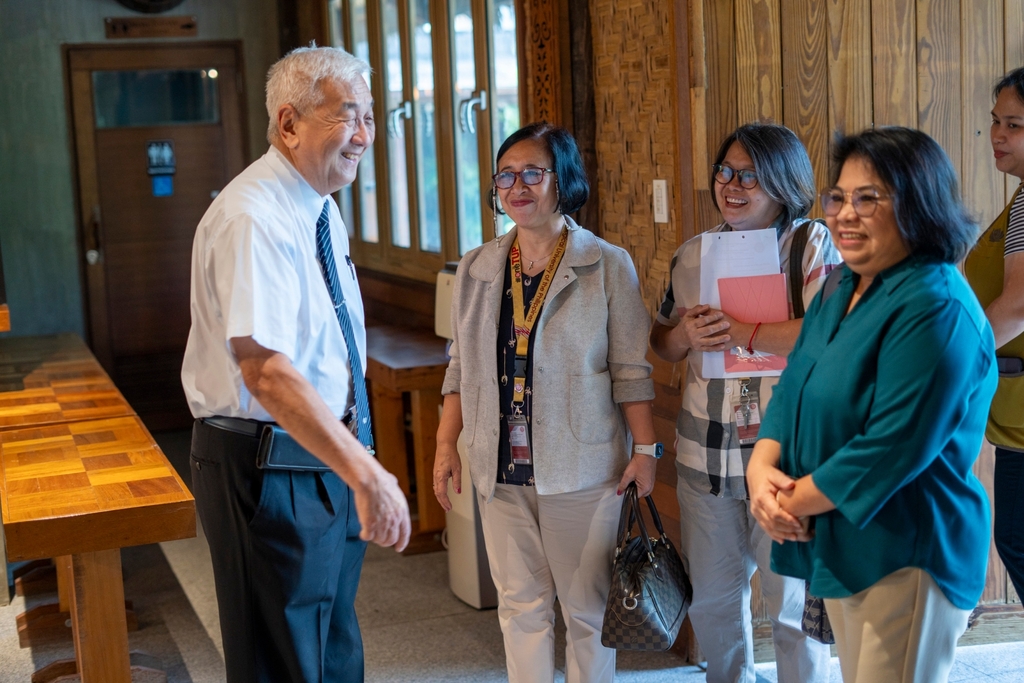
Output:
top-left (713, 164), bottom-right (758, 189)
top-left (494, 168), bottom-right (548, 189)
top-left (821, 190), bottom-right (882, 217)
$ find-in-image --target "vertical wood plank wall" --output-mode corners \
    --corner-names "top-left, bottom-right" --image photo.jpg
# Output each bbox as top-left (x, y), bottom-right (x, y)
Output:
top-left (582, 0), bottom-right (1024, 643)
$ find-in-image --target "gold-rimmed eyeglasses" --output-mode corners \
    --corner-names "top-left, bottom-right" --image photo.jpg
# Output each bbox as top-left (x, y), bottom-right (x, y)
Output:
top-left (820, 188), bottom-right (894, 217)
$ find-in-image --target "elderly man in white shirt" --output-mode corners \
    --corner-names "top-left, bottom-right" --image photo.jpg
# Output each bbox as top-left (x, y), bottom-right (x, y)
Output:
top-left (181, 46), bottom-right (410, 683)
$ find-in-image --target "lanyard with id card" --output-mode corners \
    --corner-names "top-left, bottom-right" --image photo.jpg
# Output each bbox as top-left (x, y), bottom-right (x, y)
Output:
top-left (732, 378), bottom-right (761, 445)
top-left (506, 226), bottom-right (569, 466)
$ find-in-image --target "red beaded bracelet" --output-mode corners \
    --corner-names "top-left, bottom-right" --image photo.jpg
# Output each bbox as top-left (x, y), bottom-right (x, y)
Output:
top-left (747, 322), bottom-right (763, 355)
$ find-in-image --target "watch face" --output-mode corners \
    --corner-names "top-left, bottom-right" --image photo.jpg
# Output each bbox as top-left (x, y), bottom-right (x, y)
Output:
top-left (655, 443), bottom-right (664, 458)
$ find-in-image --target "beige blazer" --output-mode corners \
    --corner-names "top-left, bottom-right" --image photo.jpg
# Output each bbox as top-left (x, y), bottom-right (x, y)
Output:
top-left (442, 217), bottom-right (655, 501)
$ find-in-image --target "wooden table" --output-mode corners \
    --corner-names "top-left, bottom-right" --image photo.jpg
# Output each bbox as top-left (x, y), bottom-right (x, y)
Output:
top-left (0, 335), bottom-right (195, 682)
top-left (365, 326), bottom-right (449, 545)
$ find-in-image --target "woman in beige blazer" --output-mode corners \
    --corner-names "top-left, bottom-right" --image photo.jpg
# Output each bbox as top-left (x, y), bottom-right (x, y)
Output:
top-left (433, 123), bottom-right (658, 683)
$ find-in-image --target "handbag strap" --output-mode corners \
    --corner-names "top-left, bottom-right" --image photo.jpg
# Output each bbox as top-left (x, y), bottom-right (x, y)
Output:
top-left (640, 491), bottom-right (669, 541)
top-left (617, 483), bottom-right (656, 560)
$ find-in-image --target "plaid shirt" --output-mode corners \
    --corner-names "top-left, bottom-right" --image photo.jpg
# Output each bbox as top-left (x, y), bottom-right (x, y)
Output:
top-left (657, 219), bottom-right (841, 499)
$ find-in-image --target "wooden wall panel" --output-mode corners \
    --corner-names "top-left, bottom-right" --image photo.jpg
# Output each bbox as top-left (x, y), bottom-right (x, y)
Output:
top-left (705, 0), bottom-right (739, 151)
top-left (689, 0), bottom-right (710, 193)
top-left (781, 0), bottom-right (830, 203)
top-left (917, 0), bottom-right (961, 169)
top-left (826, 0), bottom-right (872, 135)
top-left (961, 0), bottom-right (1004, 229)
top-left (871, 0), bottom-right (917, 127)
top-left (589, 0), bottom-right (680, 311)
top-left (736, 0), bottom-right (782, 124)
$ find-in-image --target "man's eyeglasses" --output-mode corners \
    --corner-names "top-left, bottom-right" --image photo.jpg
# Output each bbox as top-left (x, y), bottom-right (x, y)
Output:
top-left (712, 164), bottom-right (759, 189)
top-left (820, 188), bottom-right (893, 217)
top-left (493, 168), bottom-right (555, 190)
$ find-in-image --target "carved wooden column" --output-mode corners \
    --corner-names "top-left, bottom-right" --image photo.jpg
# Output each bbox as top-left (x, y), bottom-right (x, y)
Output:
top-left (518, 0), bottom-right (572, 127)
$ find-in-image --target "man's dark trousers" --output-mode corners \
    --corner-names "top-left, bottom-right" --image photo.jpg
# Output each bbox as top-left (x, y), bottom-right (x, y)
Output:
top-left (190, 418), bottom-right (367, 683)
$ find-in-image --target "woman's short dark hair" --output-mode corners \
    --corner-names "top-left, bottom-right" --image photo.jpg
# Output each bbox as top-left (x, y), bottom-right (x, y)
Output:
top-left (994, 66), bottom-right (1024, 106)
top-left (830, 127), bottom-right (977, 264)
top-left (710, 123), bottom-right (815, 227)
top-left (495, 122), bottom-right (589, 215)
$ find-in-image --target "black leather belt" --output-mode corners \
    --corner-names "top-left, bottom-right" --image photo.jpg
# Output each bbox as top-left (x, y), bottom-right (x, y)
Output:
top-left (202, 412), bottom-right (356, 438)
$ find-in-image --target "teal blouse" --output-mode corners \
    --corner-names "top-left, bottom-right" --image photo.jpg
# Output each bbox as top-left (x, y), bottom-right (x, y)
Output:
top-left (760, 258), bottom-right (997, 610)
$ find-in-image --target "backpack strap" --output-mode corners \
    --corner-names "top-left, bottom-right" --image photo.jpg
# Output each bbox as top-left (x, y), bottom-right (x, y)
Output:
top-left (787, 220), bottom-right (811, 319)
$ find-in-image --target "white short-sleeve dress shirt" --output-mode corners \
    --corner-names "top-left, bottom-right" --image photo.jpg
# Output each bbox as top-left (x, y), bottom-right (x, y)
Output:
top-left (181, 146), bottom-right (364, 421)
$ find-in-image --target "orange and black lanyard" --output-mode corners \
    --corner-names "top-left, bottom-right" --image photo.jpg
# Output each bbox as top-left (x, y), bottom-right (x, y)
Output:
top-left (508, 227), bottom-right (569, 406)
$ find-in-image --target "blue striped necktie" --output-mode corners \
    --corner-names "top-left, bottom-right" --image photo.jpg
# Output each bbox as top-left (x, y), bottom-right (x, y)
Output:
top-left (314, 200), bottom-right (374, 451)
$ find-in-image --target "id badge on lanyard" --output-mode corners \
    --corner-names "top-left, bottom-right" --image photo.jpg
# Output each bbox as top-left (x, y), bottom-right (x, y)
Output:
top-left (508, 412), bottom-right (532, 465)
top-left (731, 378), bottom-right (761, 445)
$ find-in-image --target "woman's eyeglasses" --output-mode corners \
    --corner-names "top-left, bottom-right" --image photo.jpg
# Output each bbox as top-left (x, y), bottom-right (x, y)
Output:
top-left (712, 164), bottom-right (759, 189)
top-left (492, 168), bottom-right (555, 190)
top-left (820, 188), bottom-right (893, 217)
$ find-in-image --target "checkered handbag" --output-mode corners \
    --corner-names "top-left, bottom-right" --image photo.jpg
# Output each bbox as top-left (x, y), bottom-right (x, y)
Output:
top-left (601, 483), bottom-right (692, 651)
top-left (801, 583), bottom-right (835, 644)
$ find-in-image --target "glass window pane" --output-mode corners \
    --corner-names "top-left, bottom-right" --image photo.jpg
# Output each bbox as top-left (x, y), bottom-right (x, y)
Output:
top-left (93, 69), bottom-right (219, 129)
top-left (351, 0), bottom-right (379, 243)
top-left (491, 0), bottom-right (519, 235)
top-left (383, 0), bottom-right (412, 249)
top-left (453, 0), bottom-right (482, 255)
top-left (412, 0), bottom-right (440, 253)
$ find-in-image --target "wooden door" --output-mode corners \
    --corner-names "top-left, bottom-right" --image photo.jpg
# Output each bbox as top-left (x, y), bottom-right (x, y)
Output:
top-left (66, 42), bottom-right (248, 430)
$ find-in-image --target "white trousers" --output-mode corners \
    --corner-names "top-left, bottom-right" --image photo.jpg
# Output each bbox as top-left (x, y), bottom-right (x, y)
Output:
top-left (825, 567), bottom-right (970, 683)
top-left (477, 482), bottom-right (620, 683)
top-left (676, 479), bottom-right (831, 683)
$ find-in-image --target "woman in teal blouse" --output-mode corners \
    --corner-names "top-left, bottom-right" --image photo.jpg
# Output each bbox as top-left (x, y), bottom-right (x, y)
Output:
top-left (747, 127), bottom-right (997, 683)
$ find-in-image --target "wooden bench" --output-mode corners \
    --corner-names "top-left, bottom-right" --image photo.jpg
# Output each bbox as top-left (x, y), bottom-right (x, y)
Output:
top-left (0, 334), bottom-right (196, 682)
top-left (365, 325), bottom-right (449, 551)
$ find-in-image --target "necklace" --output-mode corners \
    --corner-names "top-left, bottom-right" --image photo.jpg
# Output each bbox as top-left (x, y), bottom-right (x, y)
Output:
top-left (522, 250), bottom-right (553, 272)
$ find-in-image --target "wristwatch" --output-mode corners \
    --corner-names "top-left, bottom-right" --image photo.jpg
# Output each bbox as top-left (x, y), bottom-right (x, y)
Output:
top-left (633, 443), bottom-right (664, 459)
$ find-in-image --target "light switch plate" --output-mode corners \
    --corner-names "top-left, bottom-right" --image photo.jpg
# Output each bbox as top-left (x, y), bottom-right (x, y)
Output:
top-left (653, 179), bottom-right (668, 223)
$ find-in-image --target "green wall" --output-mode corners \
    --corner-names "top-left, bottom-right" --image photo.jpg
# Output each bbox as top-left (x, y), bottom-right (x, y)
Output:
top-left (0, 0), bottom-right (279, 338)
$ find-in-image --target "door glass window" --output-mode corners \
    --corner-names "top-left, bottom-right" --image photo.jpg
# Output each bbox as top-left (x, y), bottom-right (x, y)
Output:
top-left (383, 0), bottom-right (412, 248)
top-left (490, 0), bottom-right (519, 235)
top-left (452, 0), bottom-right (482, 254)
top-left (411, 0), bottom-right (441, 253)
top-left (329, 0), bottom-right (520, 278)
top-left (93, 69), bottom-right (219, 129)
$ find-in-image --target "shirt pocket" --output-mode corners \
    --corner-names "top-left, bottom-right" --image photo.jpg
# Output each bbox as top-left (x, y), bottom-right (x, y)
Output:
top-left (568, 371), bottom-right (618, 444)
top-left (460, 383), bottom-right (481, 446)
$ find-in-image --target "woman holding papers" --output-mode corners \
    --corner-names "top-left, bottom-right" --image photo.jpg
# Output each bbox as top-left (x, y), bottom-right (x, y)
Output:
top-left (650, 122), bottom-right (839, 683)
top-left (965, 66), bottom-right (1024, 606)
top-left (433, 123), bottom-right (657, 683)
top-left (747, 127), bottom-right (995, 682)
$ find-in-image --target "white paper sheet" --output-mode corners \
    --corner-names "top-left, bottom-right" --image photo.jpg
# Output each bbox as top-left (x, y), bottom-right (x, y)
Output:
top-left (698, 228), bottom-right (781, 378)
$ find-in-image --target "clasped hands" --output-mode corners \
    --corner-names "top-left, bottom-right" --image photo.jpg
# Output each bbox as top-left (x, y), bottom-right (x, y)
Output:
top-left (675, 305), bottom-right (750, 354)
top-left (747, 456), bottom-right (814, 544)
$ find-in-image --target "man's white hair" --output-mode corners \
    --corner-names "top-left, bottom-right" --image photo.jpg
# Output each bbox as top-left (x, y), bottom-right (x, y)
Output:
top-left (265, 44), bottom-right (370, 144)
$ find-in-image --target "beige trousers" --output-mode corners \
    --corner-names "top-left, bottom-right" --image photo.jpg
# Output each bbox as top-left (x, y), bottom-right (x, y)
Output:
top-left (477, 482), bottom-right (620, 683)
top-left (824, 567), bottom-right (970, 683)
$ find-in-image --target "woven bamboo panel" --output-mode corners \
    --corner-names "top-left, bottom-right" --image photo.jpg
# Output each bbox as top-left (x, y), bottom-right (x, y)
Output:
top-left (0, 415), bottom-right (195, 561)
top-left (0, 334), bottom-right (133, 428)
top-left (589, 0), bottom-right (680, 314)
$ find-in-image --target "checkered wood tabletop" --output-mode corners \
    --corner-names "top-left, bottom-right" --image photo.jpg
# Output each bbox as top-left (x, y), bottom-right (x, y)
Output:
top-left (0, 414), bottom-right (195, 562)
top-left (0, 334), bottom-right (134, 429)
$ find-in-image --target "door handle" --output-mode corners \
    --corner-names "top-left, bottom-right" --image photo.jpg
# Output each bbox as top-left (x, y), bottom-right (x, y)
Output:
top-left (86, 204), bottom-right (102, 266)
top-left (387, 100), bottom-right (413, 138)
top-left (459, 90), bottom-right (488, 134)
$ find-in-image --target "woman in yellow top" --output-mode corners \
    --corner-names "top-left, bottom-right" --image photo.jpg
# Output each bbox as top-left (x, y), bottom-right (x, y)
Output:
top-left (965, 65), bottom-right (1024, 600)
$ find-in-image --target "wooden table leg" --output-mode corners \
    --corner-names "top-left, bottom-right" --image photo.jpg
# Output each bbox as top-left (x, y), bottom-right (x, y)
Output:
top-left (410, 389), bottom-right (446, 534)
top-left (58, 555), bottom-right (73, 612)
top-left (69, 549), bottom-right (131, 683)
top-left (371, 381), bottom-right (411, 495)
